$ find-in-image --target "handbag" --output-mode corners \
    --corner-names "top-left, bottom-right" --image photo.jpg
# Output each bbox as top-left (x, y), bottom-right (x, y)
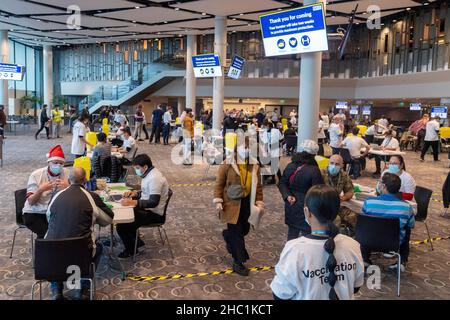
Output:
top-left (226, 166), bottom-right (249, 200)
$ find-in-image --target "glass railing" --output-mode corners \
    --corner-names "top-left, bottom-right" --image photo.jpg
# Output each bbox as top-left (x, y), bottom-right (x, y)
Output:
top-left (79, 62), bottom-right (183, 112)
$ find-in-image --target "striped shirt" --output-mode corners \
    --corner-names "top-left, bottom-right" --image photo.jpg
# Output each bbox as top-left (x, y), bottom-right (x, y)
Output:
top-left (362, 194), bottom-right (415, 244)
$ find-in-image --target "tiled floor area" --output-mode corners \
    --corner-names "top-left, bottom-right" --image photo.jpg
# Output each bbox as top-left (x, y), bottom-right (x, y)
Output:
top-left (0, 126), bottom-right (449, 300)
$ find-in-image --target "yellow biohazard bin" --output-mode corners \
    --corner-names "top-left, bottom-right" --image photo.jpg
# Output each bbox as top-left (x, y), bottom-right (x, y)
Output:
top-left (74, 156), bottom-right (92, 180)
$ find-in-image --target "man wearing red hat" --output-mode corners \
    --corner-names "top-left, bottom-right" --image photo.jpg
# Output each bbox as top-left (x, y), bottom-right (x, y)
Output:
top-left (22, 145), bottom-right (70, 238)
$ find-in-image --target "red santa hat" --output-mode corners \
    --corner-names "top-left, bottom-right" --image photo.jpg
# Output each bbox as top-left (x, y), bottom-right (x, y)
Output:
top-left (46, 145), bottom-right (65, 162)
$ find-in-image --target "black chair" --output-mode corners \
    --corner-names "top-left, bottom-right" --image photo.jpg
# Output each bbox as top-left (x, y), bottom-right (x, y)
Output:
top-left (355, 214), bottom-right (402, 296)
top-left (414, 186), bottom-right (434, 251)
top-left (10, 189), bottom-right (34, 261)
top-left (133, 189), bottom-right (174, 262)
top-left (31, 235), bottom-right (95, 300)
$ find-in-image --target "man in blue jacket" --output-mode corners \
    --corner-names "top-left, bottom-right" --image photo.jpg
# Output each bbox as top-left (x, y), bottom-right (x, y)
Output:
top-left (149, 104), bottom-right (164, 144)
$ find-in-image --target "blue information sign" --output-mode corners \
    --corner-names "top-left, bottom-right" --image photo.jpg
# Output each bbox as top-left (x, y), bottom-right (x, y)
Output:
top-left (192, 54), bottom-right (222, 78)
top-left (259, 4), bottom-right (328, 57)
top-left (0, 63), bottom-right (24, 80)
top-left (227, 55), bottom-right (245, 79)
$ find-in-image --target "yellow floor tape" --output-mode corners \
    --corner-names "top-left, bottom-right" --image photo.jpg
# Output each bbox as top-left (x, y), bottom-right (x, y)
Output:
top-left (127, 266), bottom-right (274, 282)
top-left (171, 182), bottom-right (215, 188)
top-left (409, 235), bottom-right (450, 245)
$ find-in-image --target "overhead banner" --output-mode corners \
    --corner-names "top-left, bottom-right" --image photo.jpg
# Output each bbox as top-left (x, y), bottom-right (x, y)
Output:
top-left (350, 106), bottom-right (359, 115)
top-left (227, 55), bottom-right (245, 79)
top-left (362, 106), bottom-right (372, 116)
top-left (259, 3), bottom-right (328, 57)
top-left (192, 54), bottom-right (222, 78)
top-left (0, 63), bottom-right (25, 81)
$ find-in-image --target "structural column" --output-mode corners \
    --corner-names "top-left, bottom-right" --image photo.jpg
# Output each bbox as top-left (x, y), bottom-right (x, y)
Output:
top-left (0, 31), bottom-right (9, 114)
top-left (212, 16), bottom-right (226, 132)
top-left (297, 0), bottom-right (325, 147)
top-left (185, 35), bottom-right (197, 116)
top-left (43, 45), bottom-right (53, 111)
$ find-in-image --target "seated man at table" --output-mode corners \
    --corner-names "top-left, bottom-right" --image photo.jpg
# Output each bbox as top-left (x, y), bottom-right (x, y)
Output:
top-left (116, 127), bottom-right (136, 165)
top-left (361, 173), bottom-right (415, 271)
top-left (371, 130), bottom-right (400, 177)
top-left (116, 154), bottom-right (169, 259)
top-left (322, 155), bottom-right (357, 233)
top-left (22, 145), bottom-right (70, 239)
top-left (91, 132), bottom-right (112, 165)
top-left (340, 127), bottom-right (371, 179)
top-left (45, 167), bottom-right (114, 300)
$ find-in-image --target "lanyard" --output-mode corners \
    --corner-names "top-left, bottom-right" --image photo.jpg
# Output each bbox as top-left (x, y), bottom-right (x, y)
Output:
top-left (312, 230), bottom-right (328, 236)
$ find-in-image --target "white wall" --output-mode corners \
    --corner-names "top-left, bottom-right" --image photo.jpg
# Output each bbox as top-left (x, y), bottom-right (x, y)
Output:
top-left (60, 81), bottom-right (122, 96)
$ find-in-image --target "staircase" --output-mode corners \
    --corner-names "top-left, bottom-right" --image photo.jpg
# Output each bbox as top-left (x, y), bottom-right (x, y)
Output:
top-left (79, 63), bottom-right (185, 114)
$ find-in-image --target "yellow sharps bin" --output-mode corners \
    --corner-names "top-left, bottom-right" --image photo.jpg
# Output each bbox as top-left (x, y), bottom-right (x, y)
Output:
top-left (74, 156), bottom-right (92, 180)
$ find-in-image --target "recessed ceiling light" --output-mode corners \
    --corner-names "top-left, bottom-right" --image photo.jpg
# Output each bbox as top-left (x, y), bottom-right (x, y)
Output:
top-left (393, 20), bottom-right (397, 22)
top-left (35, 19), bottom-right (41, 22)
top-left (239, 13), bottom-right (244, 16)
top-left (132, 20), bottom-right (136, 23)
top-left (164, 21), bottom-right (168, 23)
top-left (406, 7), bottom-right (411, 11)
top-left (232, 18), bottom-right (236, 21)
top-left (135, 6), bottom-right (140, 9)
top-left (424, 2), bottom-right (429, 5)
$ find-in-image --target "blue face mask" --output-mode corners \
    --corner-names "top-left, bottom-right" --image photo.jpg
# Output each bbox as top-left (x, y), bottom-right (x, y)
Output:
top-left (50, 164), bottom-right (62, 175)
top-left (328, 165), bottom-right (340, 176)
top-left (388, 164), bottom-right (400, 174)
top-left (376, 182), bottom-right (382, 195)
top-left (135, 168), bottom-right (143, 177)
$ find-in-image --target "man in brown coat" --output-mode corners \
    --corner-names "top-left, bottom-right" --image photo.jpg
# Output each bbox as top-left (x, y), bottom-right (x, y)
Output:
top-left (213, 143), bottom-right (264, 276)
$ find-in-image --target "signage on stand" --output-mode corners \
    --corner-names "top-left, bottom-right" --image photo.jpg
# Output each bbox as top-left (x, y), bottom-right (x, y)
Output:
top-left (350, 105), bottom-right (359, 115)
top-left (362, 105), bottom-right (371, 115)
top-left (227, 55), bottom-right (245, 79)
top-left (259, 3), bottom-right (328, 57)
top-left (0, 63), bottom-right (24, 81)
top-left (192, 54), bottom-right (222, 78)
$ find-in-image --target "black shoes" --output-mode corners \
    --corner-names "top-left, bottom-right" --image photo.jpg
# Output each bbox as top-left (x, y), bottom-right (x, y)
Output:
top-left (233, 261), bottom-right (249, 277)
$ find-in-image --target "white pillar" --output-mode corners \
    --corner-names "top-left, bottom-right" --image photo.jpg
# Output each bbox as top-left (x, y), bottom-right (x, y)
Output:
top-left (297, 0), bottom-right (325, 148)
top-left (177, 96), bottom-right (184, 116)
top-left (212, 16), bottom-right (226, 132)
top-left (43, 45), bottom-right (53, 112)
top-left (0, 31), bottom-right (9, 114)
top-left (186, 35), bottom-right (197, 116)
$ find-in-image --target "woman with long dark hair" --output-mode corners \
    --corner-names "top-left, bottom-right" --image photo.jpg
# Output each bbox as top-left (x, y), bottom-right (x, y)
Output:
top-left (278, 140), bottom-right (324, 240)
top-left (271, 184), bottom-right (364, 300)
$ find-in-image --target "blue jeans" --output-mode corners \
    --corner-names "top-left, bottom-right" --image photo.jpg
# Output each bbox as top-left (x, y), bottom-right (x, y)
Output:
top-left (162, 123), bottom-right (171, 145)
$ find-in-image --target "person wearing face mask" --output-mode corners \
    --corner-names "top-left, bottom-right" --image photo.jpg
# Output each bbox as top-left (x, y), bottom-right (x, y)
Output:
top-left (361, 173), bottom-right (415, 271)
top-left (381, 155), bottom-right (416, 201)
top-left (214, 138), bottom-right (264, 276)
top-left (117, 154), bottom-right (169, 259)
top-left (322, 155), bottom-right (357, 233)
top-left (271, 185), bottom-right (364, 300)
top-left (22, 145), bottom-right (70, 239)
top-left (278, 140), bottom-right (324, 240)
top-left (45, 167), bottom-right (113, 300)
top-left (71, 114), bottom-right (94, 158)
top-left (371, 130), bottom-right (400, 177)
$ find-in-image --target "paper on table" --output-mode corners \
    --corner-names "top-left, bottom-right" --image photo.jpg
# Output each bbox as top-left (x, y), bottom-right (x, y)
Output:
top-left (109, 185), bottom-right (130, 191)
top-left (248, 205), bottom-right (262, 229)
top-left (111, 202), bottom-right (135, 209)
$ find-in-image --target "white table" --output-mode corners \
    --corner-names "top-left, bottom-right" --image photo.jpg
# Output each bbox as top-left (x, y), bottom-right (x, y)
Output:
top-left (369, 149), bottom-right (406, 170)
top-left (341, 184), bottom-right (417, 214)
top-left (6, 120), bottom-right (20, 135)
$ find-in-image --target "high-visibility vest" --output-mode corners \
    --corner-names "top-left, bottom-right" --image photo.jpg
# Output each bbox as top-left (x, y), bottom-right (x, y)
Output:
top-left (52, 110), bottom-right (62, 123)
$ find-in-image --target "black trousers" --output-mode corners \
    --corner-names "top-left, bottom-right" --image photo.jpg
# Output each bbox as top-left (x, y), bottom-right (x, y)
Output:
top-left (361, 228), bottom-right (411, 263)
top-left (374, 155), bottom-right (391, 173)
top-left (23, 213), bottom-right (48, 239)
top-left (421, 140), bottom-right (439, 161)
top-left (365, 135), bottom-right (374, 144)
top-left (318, 138), bottom-right (325, 157)
top-left (415, 129), bottom-right (426, 152)
top-left (35, 124), bottom-right (49, 138)
top-left (223, 196), bottom-right (251, 264)
top-left (149, 124), bottom-right (162, 143)
top-left (331, 147), bottom-right (341, 155)
top-left (162, 123), bottom-right (171, 145)
top-left (142, 124), bottom-right (149, 139)
top-left (116, 208), bottom-right (165, 253)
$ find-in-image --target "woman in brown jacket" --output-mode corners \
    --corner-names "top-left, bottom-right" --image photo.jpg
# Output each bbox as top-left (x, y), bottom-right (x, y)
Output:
top-left (213, 139), bottom-right (264, 276)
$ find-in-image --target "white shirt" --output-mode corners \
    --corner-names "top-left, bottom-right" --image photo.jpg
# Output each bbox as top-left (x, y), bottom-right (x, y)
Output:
top-left (329, 123), bottom-right (343, 148)
top-left (425, 120), bottom-right (440, 141)
top-left (163, 111), bottom-right (172, 124)
top-left (123, 136), bottom-right (136, 160)
top-left (381, 137), bottom-right (400, 150)
top-left (271, 234), bottom-right (365, 300)
top-left (22, 166), bottom-right (70, 214)
top-left (336, 112), bottom-right (346, 121)
top-left (318, 120), bottom-right (326, 139)
top-left (141, 168), bottom-right (169, 215)
top-left (381, 170), bottom-right (416, 195)
top-left (321, 115), bottom-right (330, 129)
top-left (365, 125), bottom-right (375, 136)
top-left (71, 121), bottom-right (87, 155)
top-left (341, 136), bottom-right (369, 158)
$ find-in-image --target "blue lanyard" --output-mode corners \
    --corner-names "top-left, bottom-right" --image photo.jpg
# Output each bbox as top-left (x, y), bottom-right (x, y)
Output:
top-left (311, 230), bottom-right (328, 236)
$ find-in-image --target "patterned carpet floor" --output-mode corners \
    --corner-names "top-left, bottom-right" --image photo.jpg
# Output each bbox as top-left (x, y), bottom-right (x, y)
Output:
top-left (0, 126), bottom-right (449, 300)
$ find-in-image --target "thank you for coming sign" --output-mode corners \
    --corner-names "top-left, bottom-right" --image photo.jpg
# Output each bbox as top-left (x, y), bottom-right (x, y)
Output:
top-left (227, 55), bottom-right (245, 79)
top-left (192, 54), bottom-right (222, 78)
top-left (0, 63), bottom-right (25, 81)
top-left (259, 4), bottom-right (328, 57)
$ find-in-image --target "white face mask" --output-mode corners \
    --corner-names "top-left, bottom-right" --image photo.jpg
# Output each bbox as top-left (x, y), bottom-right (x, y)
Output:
top-left (304, 207), bottom-right (310, 226)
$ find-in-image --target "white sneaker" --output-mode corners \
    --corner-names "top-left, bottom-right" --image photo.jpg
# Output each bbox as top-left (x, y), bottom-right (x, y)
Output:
top-left (388, 263), bottom-right (405, 272)
top-left (383, 253), bottom-right (396, 259)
